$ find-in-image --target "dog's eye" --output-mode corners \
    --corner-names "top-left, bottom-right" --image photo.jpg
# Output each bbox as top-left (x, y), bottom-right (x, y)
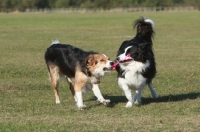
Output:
top-left (127, 49), bottom-right (131, 54)
top-left (100, 59), bottom-right (105, 62)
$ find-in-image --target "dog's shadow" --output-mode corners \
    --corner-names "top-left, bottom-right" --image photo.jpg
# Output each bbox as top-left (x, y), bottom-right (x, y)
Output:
top-left (87, 92), bottom-right (200, 108)
top-left (142, 92), bottom-right (200, 105)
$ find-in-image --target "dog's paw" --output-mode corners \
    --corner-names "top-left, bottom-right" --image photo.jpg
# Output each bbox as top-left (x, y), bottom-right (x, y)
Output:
top-left (152, 93), bottom-right (159, 99)
top-left (125, 101), bottom-right (133, 108)
top-left (56, 100), bottom-right (60, 104)
top-left (78, 105), bottom-right (87, 110)
top-left (134, 101), bottom-right (142, 106)
top-left (102, 99), bottom-right (110, 105)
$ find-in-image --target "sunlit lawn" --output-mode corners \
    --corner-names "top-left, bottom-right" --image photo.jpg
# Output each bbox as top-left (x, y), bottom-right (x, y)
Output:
top-left (0, 11), bottom-right (200, 131)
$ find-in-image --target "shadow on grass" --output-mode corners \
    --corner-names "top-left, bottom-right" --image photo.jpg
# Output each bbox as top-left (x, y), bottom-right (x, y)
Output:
top-left (142, 92), bottom-right (200, 105)
top-left (84, 95), bottom-right (127, 108)
top-left (105, 95), bottom-right (128, 108)
top-left (85, 92), bottom-right (200, 108)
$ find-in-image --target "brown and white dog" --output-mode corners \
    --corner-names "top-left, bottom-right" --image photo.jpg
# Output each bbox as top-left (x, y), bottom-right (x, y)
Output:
top-left (45, 40), bottom-right (113, 110)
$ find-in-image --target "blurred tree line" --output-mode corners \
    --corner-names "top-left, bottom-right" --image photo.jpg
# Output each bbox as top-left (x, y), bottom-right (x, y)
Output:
top-left (0, 0), bottom-right (199, 12)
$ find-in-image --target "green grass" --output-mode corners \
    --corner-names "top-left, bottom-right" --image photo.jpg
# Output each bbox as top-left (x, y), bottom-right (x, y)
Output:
top-left (0, 11), bottom-right (200, 131)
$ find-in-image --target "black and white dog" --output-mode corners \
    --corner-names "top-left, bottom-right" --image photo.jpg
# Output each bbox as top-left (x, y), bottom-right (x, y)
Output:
top-left (112, 17), bottom-right (158, 107)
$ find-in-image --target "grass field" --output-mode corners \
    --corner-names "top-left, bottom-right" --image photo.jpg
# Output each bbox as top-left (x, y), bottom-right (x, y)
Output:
top-left (0, 11), bottom-right (200, 131)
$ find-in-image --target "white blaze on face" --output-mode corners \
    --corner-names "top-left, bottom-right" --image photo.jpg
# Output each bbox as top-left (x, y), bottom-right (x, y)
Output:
top-left (118, 46), bottom-right (132, 62)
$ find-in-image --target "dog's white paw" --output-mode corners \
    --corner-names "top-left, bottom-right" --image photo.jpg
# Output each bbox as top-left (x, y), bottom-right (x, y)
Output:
top-left (97, 99), bottom-right (111, 105)
top-left (56, 100), bottom-right (60, 104)
top-left (125, 101), bottom-right (133, 108)
top-left (77, 105), bottom-right (87, 110)
top-left (102, 99), bottom-right (110, 105)
top-left (134, 101), bottom-right (142, 106)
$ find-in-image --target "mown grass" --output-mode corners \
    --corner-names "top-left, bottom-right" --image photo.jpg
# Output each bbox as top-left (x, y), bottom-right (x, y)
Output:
top-left (0, 11), bottom-right (200, 131)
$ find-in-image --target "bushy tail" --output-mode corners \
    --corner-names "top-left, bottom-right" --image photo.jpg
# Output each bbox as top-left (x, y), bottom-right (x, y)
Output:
top-left (134, 17), bottom-right (155, 43)
top-left (51, 39), bottom-right (60, 45)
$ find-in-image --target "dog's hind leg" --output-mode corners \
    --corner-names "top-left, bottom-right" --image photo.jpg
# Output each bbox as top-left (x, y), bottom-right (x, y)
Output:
top-left (148, 83), bottom-right (158, 99)
top-left (66, 77), bottom-right (77, 102)
top-left (134, 89), bottom-right (142, 105)
top-left (48, 64), bottom-right (61, 104)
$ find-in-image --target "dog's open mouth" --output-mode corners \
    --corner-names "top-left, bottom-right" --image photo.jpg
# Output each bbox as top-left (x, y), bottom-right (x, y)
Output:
top-left (112, 54), bottom-right (133, 70)
top-left (119, 54), bottom-right (132, 63)
top-left (119, 59), bottom-right (133, 63)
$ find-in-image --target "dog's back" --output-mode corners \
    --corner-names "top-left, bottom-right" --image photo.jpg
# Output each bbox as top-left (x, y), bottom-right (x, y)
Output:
top-left (45, 42), bottom-right (97, 78)
top-left (134, 17), bottom-right (156, 82)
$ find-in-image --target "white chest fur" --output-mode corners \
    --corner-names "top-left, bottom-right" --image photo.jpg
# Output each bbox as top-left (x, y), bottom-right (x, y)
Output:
top-left (119, 61), bottom-right (150, 89)
top-left (89, 76), bottom-right (99, 84)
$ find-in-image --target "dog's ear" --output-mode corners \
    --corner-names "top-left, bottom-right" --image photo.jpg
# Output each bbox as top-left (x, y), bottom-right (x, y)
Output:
top-left (86, 54), bottom-right (97, 66)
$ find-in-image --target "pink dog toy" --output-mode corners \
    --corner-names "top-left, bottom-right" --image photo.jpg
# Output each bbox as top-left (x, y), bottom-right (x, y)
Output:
top-left (112, 54), bottom-right (131, 70)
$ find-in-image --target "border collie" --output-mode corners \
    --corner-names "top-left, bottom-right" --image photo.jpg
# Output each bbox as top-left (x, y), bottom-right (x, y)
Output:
top-left (45, 40), bottom-right (113, 110)
top-left (112, 17), bottom-right (158, 107)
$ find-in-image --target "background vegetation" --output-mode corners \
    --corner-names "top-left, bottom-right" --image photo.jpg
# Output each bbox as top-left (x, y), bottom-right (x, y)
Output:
top-left (0, 0), bottom-right (200, 12)
top-left (0, 11), bottom-right (200, 131)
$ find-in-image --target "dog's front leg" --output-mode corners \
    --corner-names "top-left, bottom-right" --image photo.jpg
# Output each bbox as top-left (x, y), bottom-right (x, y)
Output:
top-left (75, 91), bottom-right (87, 110)
top-left (123, 88), bottom-right (133, 107)
top-left (74, 83), bottom-right (87, 110)
top-left (92, 84), bottom-right (110, 105)
top-left (118, 78), bottom-right (133, 107)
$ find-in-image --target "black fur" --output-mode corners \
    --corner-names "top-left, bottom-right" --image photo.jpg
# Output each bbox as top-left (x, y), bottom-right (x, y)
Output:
top-left (45, 43), bottom-right (97, 78)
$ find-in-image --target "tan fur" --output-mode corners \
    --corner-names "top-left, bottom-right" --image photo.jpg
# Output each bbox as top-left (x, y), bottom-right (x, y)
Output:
top-left (47, 62), bottom-right (61, 104)
top-left (74, 69), bottom-right (88, 92)
top-left (47, 63), bottom-right (89, 101)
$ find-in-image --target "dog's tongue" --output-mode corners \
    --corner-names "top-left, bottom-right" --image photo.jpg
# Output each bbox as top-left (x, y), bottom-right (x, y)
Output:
top-left (112, 61), bottom-right (119, 70)
top-left (125, 54), bottom-right (131, 60)
top-left (112, 54), bottom-right (131, 70)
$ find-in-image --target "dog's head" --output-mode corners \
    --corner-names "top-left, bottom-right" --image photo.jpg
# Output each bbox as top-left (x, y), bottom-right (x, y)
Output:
top-left (86, 54), bottom-right (114, 77)
top-left (116, 42), bottom-right (151, 64)
top-left (112, 17), bottom-right (155, 70)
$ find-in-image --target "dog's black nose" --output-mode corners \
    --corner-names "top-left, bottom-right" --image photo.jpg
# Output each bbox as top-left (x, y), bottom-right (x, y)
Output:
top-left (110, 62), bottom-right (114, 66)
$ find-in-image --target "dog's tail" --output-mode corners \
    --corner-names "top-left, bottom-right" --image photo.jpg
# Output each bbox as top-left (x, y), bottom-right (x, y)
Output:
top-left (134, 17), bottom-right (155, 43)
top-left (45, 39), bottom-right (61, 64)
top-left (51, 39), bottom-right (60, 45)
